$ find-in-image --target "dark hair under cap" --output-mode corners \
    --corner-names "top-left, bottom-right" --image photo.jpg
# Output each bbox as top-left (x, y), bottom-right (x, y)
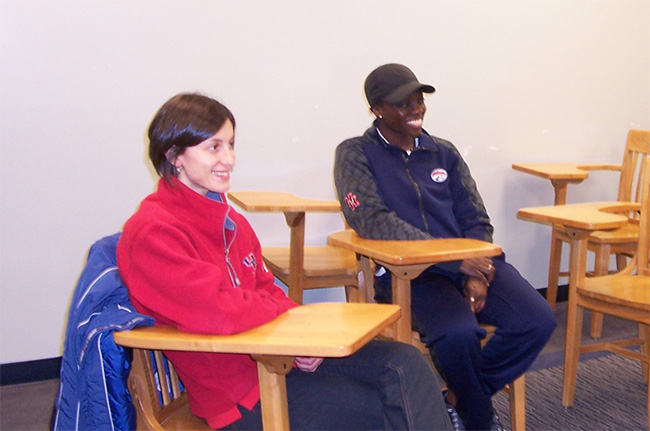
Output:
top-left (364, 63), bottom-right (435, 107)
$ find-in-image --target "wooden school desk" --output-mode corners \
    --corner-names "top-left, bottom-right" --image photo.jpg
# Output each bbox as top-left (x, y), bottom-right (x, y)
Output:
top-left (114, 302), bottom-right (400, 431)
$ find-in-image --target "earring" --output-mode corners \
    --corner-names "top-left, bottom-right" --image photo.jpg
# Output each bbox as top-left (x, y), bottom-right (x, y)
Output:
top-left (378, 115), bottom-right (383, 119)
top-left (176, 166), bottom-right (183, 174)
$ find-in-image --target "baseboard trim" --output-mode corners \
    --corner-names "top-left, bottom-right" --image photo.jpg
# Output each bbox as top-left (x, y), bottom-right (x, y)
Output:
top-left (537, 284), bottom-right (569, 303)
top-left (0, 357), bottom-right (62, 386)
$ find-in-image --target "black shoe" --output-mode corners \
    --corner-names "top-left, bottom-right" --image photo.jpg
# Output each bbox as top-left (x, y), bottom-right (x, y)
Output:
top-left (442, 390), bottom-right (466, 431)
top-left (490, 410), bottom-right (506, 431)
top-left (445, 403), bottom-right (466, 431)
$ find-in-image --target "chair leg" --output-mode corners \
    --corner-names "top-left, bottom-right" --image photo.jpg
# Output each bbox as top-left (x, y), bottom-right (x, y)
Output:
top-left (546, 228), bottom-right (563, 310)
top-left (508, 374), bottom-right (526, 431)
top-left (588, 314), bottom-right (604, 340)
top-left (646, 326), bottom-right (650, 431)
top-left (638, 323), bottom-right (649, 430)
top-left (589, 246), bottom-right (610, 339)
top-left (562, 303), bottom-right (584, 407)
top-left (641, 323), bottom-right (649, 383)
top-left (344, 284), bottom-right (360, 303)
top-left (615, 253), bottom-right (629, 271)
top-left (356, 255), bottom-right (376, 304)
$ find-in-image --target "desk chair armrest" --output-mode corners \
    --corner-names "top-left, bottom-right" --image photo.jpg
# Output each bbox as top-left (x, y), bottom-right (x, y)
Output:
top-left (574, 163), bottom-right (622, 172)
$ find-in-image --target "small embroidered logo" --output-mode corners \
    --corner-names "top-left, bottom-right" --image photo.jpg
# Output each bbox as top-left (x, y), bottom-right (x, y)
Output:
top-left (243, 253), bottom-right (257, 269)
top-left (431, 168), bottom-right (448, 183)
top-left (344, 192), bottom-right (360, 211)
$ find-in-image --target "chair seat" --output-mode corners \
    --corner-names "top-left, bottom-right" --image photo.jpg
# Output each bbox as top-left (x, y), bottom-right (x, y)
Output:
top-left (586, 222), bottom-right (639, 244)
top-left (580, 275), bottom-right (650, 311)
top-left (262, 245), bottom-right (357, 277)
top-left (556, 222), bottom-right (639, 245)
top-left (158, 394), bottom-right (212, 431)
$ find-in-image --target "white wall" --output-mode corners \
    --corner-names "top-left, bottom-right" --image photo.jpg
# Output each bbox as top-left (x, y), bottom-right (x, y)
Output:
top-left (1, 0), bottom-right (648, 364)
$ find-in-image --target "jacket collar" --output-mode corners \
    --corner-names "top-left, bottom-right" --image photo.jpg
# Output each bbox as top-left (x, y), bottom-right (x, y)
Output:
top-left (155, 177), bottom-right (233, 240)
top-left (364, 121), bottom-right (439, 153)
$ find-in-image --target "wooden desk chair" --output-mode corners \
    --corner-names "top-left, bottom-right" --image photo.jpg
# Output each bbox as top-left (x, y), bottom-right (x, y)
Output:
top-left (127, 348), bottom-right (212, 430)
top-left (545, 129), bottom-right (649, 338)
top-left (562, 157), bottom-right (650, 429)
top-left (353, 257), bottom-right (527, 431)
top-left (116, 303), bottom-right (401, 431)
top-left (228, 191), bottom-right (358, 304)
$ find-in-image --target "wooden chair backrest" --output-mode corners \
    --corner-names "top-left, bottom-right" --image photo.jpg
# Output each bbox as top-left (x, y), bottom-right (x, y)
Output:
top-left (127, 348), bottom-right (212, 431)
top-left (635, 158), bottom-right (650, 277)
top-left (618, 129), bottom-right (650, 204)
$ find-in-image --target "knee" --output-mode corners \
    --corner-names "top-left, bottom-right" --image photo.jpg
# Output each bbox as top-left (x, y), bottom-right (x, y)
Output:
top-left (532, 303), bottom-right (557, 343)
top-left (514, 300), bottom-right (557, 351)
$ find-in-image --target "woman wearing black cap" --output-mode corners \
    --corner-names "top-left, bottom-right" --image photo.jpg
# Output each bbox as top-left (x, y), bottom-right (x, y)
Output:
top-left (334, 64), bottom-right (557, 431)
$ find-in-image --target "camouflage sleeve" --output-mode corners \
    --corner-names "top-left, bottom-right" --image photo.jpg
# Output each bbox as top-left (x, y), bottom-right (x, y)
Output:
top-left (334, 139), bottom-right (433, 241)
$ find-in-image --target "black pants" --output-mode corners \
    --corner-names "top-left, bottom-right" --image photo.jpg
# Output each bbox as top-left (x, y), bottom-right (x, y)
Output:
top-left (222, 339), bottom-right (453, 430)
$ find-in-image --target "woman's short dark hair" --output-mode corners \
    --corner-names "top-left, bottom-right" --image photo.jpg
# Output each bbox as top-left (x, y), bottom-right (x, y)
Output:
top-left (148, 93), bottom-right (236, 182)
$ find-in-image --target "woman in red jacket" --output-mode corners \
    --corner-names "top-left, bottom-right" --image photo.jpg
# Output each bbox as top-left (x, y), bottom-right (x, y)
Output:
top-left (117, 93), bottom-right (452, 431)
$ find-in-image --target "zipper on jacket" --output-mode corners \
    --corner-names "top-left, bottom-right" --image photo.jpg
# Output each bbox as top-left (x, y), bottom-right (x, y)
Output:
top-left (404, 153), bottom-right (431, 233)
top-left (223, 206), bottom-right (241, 287)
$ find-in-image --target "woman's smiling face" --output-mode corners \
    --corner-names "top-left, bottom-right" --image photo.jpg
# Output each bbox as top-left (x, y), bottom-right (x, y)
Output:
top-left (376, 91), bottom-right (426, 140)
top-left (174, 119), bottom-right (235, 196)
top-left (371, 90), bottom-right (427, 151)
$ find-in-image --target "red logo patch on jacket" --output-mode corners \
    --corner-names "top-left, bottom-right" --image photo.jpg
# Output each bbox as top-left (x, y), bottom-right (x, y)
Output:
top-left (344, 192), bottom-right (360, 211)
top-left (431, 168), bottom-right (448, 183)
top-left (243, 253), bottom-right (257, 269)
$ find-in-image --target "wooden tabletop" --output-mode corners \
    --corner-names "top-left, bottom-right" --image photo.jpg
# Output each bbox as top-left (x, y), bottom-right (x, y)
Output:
top-left (328, 230), bottom-right (502, 266)
top-left (228, 191), bottom-right (341, 213)
top-left (512, 163), bottom-right (620, 181)
top-left (113, 302), bottom-right (400, 357)
top-left (517, 201), bottom-right (632, 231)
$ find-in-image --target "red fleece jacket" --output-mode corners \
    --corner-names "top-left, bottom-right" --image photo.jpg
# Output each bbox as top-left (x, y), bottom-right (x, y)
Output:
top-left (117, 178), bottom-right (297, 428)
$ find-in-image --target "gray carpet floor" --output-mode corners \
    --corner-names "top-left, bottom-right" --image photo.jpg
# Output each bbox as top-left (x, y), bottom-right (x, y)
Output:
top-left (492, 303), bottom-right (648, 431)
top-left (493, 354), bottom-right (647, 431)
top-left (1, 303), bottom-right (646, 430)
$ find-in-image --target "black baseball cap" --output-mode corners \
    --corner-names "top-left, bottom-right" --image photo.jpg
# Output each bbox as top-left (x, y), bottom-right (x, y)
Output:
top-left (364, 63), bottom-right (435, 107)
